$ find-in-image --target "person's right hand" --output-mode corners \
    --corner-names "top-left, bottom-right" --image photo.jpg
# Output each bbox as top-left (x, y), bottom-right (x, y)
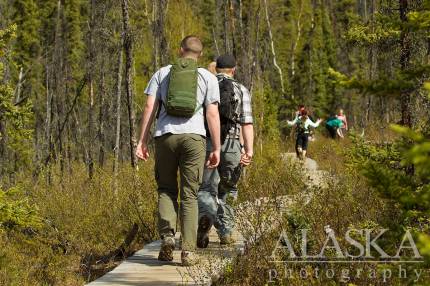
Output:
top-left (136, 140), bottom-right (150, 161)
top-left (206, 149), bottom-right (220, 169)
top-left (240, 152), bottom-right (253, 166)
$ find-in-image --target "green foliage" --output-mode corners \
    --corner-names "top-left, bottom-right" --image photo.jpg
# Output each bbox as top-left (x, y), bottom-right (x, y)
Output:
top-left (348, 126), bottom-right (430, 264)
top-left (289, 0), bottom-right (341, 115)
top-left (408, 0), bottom-right (430, 30)
top-left (0, 186), bottom-right (41, 229)
top-left (0, 25), bottom-right (33, 174)
top-left (13, 0), bottom-right (41, 66)
top-left (344, 14), bottom-right (401, 45)
top-left (252, 85), bottom-right (281, 140)
top-left (328, 65), bottom-right (430, 98)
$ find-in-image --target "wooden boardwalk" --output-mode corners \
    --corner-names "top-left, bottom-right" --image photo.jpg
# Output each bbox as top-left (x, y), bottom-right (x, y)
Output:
top-left (87, 153), bottom-right (321, 286)
top-left (87, 229), bottom-right (244, 286)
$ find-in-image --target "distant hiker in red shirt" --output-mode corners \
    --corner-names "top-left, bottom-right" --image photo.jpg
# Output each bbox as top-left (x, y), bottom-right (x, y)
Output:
top-left (288, 109), bottom-right (322, 160)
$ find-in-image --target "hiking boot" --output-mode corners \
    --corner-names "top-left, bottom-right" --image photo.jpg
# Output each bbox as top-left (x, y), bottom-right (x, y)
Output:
top-left (158, 235), bottom-right (175, 261)
top-left (219, 233), bottom-right (235, 245)
top-left (197, 215), bottom-right (211, 248)
top-left (181, 251), bottom-right (200, 266)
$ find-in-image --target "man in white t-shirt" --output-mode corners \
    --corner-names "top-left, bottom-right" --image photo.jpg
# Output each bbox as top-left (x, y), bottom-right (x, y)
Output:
top-left (135, 36), bottom-right (221, 266)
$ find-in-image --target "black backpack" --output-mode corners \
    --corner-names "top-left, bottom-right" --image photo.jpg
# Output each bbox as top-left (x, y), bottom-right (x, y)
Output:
top-left (217, 75), bottom-right (240, 144)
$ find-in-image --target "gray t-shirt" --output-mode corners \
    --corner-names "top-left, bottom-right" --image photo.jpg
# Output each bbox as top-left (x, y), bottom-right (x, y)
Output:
top-left (144, 65), bottom-right (220, 137)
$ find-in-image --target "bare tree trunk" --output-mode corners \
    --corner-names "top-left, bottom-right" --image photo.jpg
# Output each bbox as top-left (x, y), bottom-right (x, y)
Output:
top-left (250, 1), bottom-right (261, 94)
top-left (122, 0), bottom-right (137, 169)
top-left (152, 0), bottom-right (159, 71)
top-left (263, 0), bottom-right (285, 94)
top-left (230, 0), bottom-right (237, 56)
top-left (87, 1), bottom-right (95, 178)
top-left (15, 67), bottom-right (24, 103)
top-left (366, 0), bottom-right (377, 126)
top-left (399, 0), bottom-right (412, 127)
top-left (114, 47), bottom-right (123, 192)
top-left (98, 2), bottom-right (108, 167)
top-left (98, 68), bottom-right (106, 167)
top-left (290, 0), bottom-right (304, 100)
top-left (363, 0), bottom-right (368, 21)
top-left (151, 0), bottom-right (168, 70)
top-left (55, 0), bottom-right (65, 174)
top-left (157, 0), bottom-right (169, 66)
top-left (237, 0), bottom-right (248, 86)
top-left (215, 0), bottom-right (224, 53)
top-left (291, 1), bottom-right (304, 78)
top-left (224, 0), bottom-right (231, 53)
top-left (86, 0), bottom-right (97, 178)
top-left (73, 108), bottom-right (89, 166)
top-left (212, 27), bottom-right (220, 56)
top-left (0, 111), bottom-right (6, 174)
top-left (45, 62), bottom-right (52, 183)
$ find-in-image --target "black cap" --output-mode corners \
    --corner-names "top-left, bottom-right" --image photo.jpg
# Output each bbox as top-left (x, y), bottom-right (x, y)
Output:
top-left (216, 54), bottom-right (236, 68)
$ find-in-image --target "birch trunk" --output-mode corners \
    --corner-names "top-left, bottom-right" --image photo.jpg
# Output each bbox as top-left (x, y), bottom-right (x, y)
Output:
top-left (263, 0), bottom-right (285, 94)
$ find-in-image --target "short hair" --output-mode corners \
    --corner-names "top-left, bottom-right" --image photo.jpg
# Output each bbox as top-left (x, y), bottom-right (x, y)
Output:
top-left (215, 67), bottom-right (234, 74)
top-left (180, 35), bottom-right (203, 54)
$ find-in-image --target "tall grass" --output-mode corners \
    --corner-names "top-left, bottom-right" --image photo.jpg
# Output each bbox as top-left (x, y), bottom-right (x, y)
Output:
top-left (0, 161), bottom-right (158, 285)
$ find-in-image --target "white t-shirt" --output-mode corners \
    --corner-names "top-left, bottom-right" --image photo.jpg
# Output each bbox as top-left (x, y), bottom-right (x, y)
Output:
top-left (144, 65), bottom-right (220, 137)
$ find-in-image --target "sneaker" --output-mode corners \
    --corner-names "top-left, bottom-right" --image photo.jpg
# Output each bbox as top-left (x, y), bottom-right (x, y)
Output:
top-left (181, 250), bottom-right (200, 266)
top-left (158, 235), bottom-right (175, 261)
top-left (219, 233), bottom-right (235, 245)
top-left (197, 215), bottom-right (211, 248)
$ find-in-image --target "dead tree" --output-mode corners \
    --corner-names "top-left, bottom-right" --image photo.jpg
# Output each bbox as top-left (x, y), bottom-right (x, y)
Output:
top-left (152, 0), bottom-right (169, 70)
top-left (399, 0), bottom-right (412, 127)
top-left (87, 0), bottom-right (96, 178)
top-left (263, 0), bottom-right (285, 94)
top-left (121, 0), bottom-right (137, 169)
top-left (114, 46), bottom-right (123, 191)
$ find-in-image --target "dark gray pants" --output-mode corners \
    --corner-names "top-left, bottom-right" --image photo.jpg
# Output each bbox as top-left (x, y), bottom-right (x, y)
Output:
top-left (198, 138), bottom-right (241, 237)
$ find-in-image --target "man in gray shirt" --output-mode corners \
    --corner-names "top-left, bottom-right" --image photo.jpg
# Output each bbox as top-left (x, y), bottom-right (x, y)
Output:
top-left (136, 36), bottom-right (221, 266)
top-left (198, 55), bottom-right (254, 248)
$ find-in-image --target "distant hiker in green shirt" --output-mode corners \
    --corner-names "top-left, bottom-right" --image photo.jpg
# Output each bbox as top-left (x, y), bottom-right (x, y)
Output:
top-left (136, 36), bottom-right (221, 266)
top-left (325, 114), bottom-right (344, 139)
top-left (197, 55), bottom-right (254, 248)
top-left (287, 109), bottom-right (322, 160)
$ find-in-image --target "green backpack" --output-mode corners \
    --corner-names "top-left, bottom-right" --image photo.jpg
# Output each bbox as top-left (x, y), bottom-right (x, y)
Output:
top-left (166, 58), bottom-right (199, 117)
top-left (296, 117), bottom-right (307, 134)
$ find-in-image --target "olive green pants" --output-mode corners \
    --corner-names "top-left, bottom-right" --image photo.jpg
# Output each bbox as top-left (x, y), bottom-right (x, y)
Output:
top-left (154, 133), bottom-right (206, 251)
